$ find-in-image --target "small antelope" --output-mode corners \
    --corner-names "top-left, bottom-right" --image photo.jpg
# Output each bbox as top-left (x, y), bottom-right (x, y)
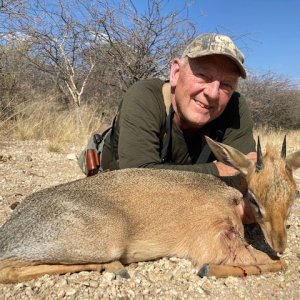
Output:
top-left (0, 137), bottom-right (299, 283)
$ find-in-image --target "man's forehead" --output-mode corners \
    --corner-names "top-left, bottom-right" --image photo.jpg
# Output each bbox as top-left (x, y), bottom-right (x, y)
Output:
top-left (189, 55), bottom-right (240, 78)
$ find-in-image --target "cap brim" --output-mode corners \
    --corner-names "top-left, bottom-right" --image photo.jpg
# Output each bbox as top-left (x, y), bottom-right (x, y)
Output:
top-left (186, 51), bottom-right (247, 79)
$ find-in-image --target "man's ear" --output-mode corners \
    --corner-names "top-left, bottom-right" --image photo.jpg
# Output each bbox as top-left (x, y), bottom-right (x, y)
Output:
top-left (169, 58), bottom-right (181, 88)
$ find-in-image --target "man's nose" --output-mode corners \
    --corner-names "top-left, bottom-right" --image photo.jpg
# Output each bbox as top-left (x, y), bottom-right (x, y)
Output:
top-left (204, 80), bottom-right (220, 100)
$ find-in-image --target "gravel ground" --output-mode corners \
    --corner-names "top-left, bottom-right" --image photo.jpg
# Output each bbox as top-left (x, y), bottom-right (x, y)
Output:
top-left (0, 140), bottom-right (299, 300)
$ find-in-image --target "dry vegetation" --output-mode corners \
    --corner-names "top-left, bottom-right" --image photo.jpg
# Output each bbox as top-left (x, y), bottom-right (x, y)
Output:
top-left (1, 92), bottom-right (299, 154)
top-left (239, 73), bottom-right (300, 129)
top-left (0, 98), bottom-right (103, 152)
top-left (254, 127), bottom-right (300, 152)
top-left (1, 0), bottom-right (299, 139)
top-left (1, 98), bottom-right (299, 156)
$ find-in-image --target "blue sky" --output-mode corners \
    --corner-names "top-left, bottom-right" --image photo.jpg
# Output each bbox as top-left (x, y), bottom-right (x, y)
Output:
top-left (134, 0), bottom-right (300, 86)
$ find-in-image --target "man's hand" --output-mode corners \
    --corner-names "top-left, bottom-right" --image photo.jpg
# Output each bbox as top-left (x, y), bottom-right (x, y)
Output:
top-left (215, 151), bottom-right (257, 176)
top-left (214, 161), bottom-right (239, 176)
top-left (245, 151), bottom-right (257, 162)
top-left (235, 198), bottom-right (256, 224)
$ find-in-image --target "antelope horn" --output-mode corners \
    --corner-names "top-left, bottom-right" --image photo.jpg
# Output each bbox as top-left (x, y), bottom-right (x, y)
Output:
top-left (256, 136), bottom-right (264, 172)
top-left (281, 135), bottom-right (287, 159)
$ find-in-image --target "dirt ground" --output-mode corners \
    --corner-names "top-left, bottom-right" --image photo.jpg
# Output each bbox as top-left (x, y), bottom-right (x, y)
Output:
top-left (0, 139), bottom-right (299, 299)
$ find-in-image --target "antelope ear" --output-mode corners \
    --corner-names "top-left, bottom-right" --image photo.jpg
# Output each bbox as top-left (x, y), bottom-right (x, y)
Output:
top-left (205, 136), bottom-right (255, 176)
top-left (286, 150), bottom-right (300, 170)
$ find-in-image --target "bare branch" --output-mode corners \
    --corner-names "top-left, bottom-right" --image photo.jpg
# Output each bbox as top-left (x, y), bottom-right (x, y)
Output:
top-left (239, 71), bottom-right (300, 129)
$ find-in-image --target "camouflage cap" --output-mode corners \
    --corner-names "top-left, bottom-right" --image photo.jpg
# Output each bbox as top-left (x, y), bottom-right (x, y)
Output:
top-left (182, 33), bottom-right (246, 78)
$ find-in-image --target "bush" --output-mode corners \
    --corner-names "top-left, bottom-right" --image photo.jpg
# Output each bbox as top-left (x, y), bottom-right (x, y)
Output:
top-left (239, 72), bottom-right (300, 129)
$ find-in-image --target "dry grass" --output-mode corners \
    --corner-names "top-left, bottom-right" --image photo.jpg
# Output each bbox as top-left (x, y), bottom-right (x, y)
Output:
top-left (0, 97), bottom-right (103, 152)
top-left (254, 126), bottom-right (300, 152)
top-left (0, 99), bottom-right (299, 154)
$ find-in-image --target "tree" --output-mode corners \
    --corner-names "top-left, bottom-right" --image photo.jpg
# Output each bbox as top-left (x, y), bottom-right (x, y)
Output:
top-left (1, 0), bottom-right (196, 108)
top-left (0, 0), bottom-right (26, 16)
top-left (6, 0), bottom-right (101, 107)
top-left (239, 72), bottom-right (300, 129)
top-left (93, 0), bottom-right (196, 90)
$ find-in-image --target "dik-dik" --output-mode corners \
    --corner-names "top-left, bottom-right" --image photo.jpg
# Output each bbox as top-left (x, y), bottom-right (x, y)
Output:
top-left (0, 137), bottom-right (299, 283)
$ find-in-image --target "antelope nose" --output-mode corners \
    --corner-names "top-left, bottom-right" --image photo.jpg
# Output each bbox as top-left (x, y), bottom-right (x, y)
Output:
top-left (274, 237), bottom-right (287, 254)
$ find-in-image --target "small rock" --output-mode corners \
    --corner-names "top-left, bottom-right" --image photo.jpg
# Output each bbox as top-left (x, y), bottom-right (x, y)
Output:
top-left (142, 288), bottom-right (150, 295)
top-left (15, 282), bottom-right (26, 290)
top-left (224, 276), bottom-right (239, 286)
top-left (25, 155), bottom-right (33, 161)
top-left (10, 201), bottom-right (20, 210)
top-left (89, 280), bottom-right (99, 288)
top-left (0, 154), bottom-right (12, 162)
top-left (102, 271), bottom-right (116, 281)
top-left (57, 289), bottom-right (66, 298)
top-left (78, 271), bottom-right (90, 276)
top-left (34, 280), bottom-right (43, 288)
top-left (135, 278), bottom-right (141, 284)
top-left (67, 153), bottom-right (77, 160)
top-left (25, 286), bottom-right (33, 297)
top-left (17, 154), bottom-right (32, 162)
top-left (65, 287), bottom-right (77, 296)
top-left (56, 278), bottom-right (68, 286)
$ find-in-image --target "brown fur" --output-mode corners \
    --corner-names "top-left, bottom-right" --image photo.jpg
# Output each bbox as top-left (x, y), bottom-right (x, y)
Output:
top-left (0, 137), bottom-right (299, 283)
top-left (247, 146), bottom-right (297, 253)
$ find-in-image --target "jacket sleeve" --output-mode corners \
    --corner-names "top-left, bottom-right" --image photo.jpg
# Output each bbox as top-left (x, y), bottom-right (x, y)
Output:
top-left (221, 93), bottom-right (256, 154)
top-left (117, 80), bottom-right (166, 169)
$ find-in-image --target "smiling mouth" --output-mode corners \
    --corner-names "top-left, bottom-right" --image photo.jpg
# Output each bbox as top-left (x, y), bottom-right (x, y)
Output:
top-left (194, 99), bottom-right (212, 110)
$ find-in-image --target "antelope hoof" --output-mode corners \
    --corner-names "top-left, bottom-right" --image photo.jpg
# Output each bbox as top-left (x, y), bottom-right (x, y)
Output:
top-left (197, 263), bottom-right (210, 277)
top-left (116, 269), bottom-right (131, 279)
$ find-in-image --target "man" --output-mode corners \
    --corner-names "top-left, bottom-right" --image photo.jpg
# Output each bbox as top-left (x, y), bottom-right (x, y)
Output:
top-left (80, 33), bottom-right (256, 222)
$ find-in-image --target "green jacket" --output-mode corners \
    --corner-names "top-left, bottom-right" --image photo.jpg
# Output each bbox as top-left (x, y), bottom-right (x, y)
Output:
top-left (100, 78), bottom-right (255, 176)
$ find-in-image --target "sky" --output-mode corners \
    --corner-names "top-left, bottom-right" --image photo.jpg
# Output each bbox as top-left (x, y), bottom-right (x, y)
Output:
top-left (134, 0), bottom-right (300, 86)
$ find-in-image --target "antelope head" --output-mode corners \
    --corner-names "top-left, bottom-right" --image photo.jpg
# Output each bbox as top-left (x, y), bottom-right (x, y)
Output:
top-left (205, 136), bottom-right (300, 254)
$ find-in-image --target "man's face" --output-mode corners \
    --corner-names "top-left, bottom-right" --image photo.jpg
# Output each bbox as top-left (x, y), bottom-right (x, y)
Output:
top-left (170, 55), bottom-right (240, 132)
